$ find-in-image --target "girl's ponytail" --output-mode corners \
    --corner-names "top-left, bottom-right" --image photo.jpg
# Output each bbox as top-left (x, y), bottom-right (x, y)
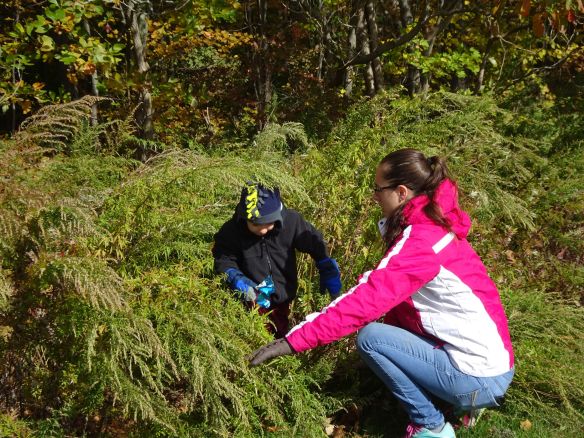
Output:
top-left (422, 155), bottom-right (451, 231)
top-left (425, 156), bottom-right (448, 192)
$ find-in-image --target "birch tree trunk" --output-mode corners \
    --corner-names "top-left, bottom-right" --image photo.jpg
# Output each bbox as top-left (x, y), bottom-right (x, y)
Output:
top-left (125, 0), bottom-right (153, 143)
top-left (344, 8), bottom-right (358, 100)
top-left (83, 20), bottom-right (99, 125)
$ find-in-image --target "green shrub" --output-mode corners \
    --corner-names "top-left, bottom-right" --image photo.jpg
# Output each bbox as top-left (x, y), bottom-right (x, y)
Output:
top-left (1, 92), bottom-right (582, 437)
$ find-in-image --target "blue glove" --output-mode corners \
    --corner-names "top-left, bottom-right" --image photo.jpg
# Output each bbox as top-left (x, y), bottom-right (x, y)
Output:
top-left (316, 258), bottom-right (342, 298)
top-left (255, 275), bottom-right (276, 309)
top-left (225, 268), bottom-right (257, 302)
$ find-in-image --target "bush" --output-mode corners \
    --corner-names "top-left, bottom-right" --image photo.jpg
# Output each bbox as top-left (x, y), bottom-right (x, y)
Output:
top-left (1, 92), bottom-right (582, 437)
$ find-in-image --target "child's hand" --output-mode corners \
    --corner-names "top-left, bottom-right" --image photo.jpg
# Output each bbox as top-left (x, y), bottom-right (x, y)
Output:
top-left (316, 258), bottom-right (342, 297)
top-left (225, 268), bottom-right (257, 302)
top-left (237, 284), bottom-right (257, 302)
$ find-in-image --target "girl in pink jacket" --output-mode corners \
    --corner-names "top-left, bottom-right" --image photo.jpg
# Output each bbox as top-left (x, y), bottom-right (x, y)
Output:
top-left (249, 149), bottom-right (515, 438)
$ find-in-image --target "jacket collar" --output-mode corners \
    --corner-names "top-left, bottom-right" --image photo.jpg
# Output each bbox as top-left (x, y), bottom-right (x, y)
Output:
top-left (402, 179), bottom-right (471, 239)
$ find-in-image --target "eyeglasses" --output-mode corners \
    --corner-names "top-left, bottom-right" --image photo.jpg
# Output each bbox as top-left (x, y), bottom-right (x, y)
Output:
top-left (373, 184), bottom-right (394, 193)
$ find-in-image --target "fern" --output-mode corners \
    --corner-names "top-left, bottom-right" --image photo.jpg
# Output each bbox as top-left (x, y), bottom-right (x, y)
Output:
top-left (15, 96), bottom-right (111, 152)
top-left (0, 269), bottom-right (14, 315)
top-left (253, 122), bottom-right (310, 154)
top-left (2, 91), bottom-right (582, 437)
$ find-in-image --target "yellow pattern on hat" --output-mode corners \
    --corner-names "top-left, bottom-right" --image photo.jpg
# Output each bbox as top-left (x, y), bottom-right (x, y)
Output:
top-left (245, 183), bottom-right (260, 220)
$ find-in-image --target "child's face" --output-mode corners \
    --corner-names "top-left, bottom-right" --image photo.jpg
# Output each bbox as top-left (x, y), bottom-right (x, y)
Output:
top-left (247, 221), bottom-right (275, 236)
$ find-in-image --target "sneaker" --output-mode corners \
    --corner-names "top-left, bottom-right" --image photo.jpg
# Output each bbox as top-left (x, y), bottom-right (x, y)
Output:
top-left (403, 422), bottom-right (456, 438)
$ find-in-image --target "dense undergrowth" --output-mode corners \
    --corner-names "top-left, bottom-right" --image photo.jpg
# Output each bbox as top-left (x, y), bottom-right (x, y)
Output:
top-left (0, 93), bottom-right (582, 437)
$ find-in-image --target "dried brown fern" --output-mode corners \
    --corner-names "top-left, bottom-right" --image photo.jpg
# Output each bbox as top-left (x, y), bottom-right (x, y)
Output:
top-left (15, 96), bottom-right (112, 151)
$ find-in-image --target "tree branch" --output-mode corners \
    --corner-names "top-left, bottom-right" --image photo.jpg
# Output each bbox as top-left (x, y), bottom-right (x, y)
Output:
top-left (344, 0), bottom-right (429, 67)
top-left (343, 0), bottom-right (481, 67)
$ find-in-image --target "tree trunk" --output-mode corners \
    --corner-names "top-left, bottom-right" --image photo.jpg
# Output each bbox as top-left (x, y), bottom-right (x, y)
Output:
top-left (397, 0), bottom-right (420, 96)
top-left (475, 37), bottom-right (495, 93)
top-left (345, 0), bottom-right (361, 99)
top-left (357, 7), bottom-right (375, 96)
top-left (316, 0), bottom-right (325, 81)
top-left (83, 20), bottom-right (99, 125)
top-left (247, 0), bottom-right (272, 130)
top-left (344, 8), bottom-right (358, 100)
top-left (365, 0), bottom-right (384, 92)
top-left (125, 0), bottom-right (153, 143)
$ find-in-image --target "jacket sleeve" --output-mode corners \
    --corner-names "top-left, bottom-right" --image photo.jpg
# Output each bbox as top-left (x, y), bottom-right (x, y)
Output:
top-left (212, 222), bottom-right (241, 275)
top-left (289, 210), bottom-right (329, 261)
top-left (286, 226), bottom-right (441, 353)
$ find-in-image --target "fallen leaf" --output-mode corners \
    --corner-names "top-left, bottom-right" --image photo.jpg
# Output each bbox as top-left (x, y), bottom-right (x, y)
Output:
top-left (520, 419), bottom-right (532, 430)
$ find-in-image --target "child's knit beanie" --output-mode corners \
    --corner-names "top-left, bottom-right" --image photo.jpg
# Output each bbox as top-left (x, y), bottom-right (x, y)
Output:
top-left (240, 182), bottom-right (283, 224)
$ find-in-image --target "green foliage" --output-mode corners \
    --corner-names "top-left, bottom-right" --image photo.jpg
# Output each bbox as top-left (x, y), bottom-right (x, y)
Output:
top-left (0, 268), bottom-right (14, 315)
top-left (295, 91), bottom-right (584, 436)
top-left (1, 102), bottom-right (329, 436)
top-left (298, 91), bottom-right (546, 286)
top-left (0, 413), bottom-right (32, 437)
top-left (97, 146), bottom-right (310, 274)
top-left (403, 40), bottom-right (482, 79)
top-left (253, 122), bottom-right (310, 154)
top-left (503, 286), bottom-right (584, 432)
top-left (1, 92), bottom-right (583, 437)
top-left (0, 0), bottom-right (124, 114)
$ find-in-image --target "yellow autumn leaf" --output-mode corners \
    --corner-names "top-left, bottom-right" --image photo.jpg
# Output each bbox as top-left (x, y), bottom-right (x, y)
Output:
top-left (520, 419), bottom-right (532, 431)
top-left (21, 99), bottom-right (32, 114)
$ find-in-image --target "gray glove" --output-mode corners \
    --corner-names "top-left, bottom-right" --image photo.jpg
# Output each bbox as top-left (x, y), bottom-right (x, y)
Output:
top-left (240, 285), bottom-right (257, 303)
top-left (248, 338), bottom-right (294, 366)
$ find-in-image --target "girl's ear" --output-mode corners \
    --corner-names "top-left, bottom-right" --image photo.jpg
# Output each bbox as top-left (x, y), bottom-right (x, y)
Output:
top-left (396, 185), bottom-right (410, 203)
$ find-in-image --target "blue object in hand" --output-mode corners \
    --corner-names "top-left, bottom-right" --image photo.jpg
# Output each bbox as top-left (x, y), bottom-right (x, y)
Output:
top-left (255, 275), bottom-right (275, 309)
top-left (316, 258), bottom-right (342, 298)
top-left (225, 268), bottom-right (257, 302)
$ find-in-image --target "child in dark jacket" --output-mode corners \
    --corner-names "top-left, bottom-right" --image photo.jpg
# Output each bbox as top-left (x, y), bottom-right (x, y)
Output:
top-left (212, 182), bottom-right (341, 338)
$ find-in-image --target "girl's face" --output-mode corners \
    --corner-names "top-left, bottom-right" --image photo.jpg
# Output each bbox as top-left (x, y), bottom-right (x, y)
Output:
top-left (247, 221), bottom-right (275, 236)
top-left (373, 165), bottom-right (412, 218)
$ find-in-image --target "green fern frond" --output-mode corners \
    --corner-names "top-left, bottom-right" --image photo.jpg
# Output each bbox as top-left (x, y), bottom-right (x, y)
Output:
top-left (253, 122), bottom-right (310, 154)
top-left (21, 205), bottom-right (101, 259)
top-left (99, 149), bottom-right (309, 273)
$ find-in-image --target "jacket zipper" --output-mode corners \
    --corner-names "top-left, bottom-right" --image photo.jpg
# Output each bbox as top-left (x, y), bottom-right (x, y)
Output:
top-left (261, 237), bottom-right (273, 276)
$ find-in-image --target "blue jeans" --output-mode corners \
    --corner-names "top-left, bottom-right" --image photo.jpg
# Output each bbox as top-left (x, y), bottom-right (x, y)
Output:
top-left (356, 323), bottom-right (514, 429)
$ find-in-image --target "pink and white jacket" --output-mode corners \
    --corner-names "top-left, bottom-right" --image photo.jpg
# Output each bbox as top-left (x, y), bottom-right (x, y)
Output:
top-left (286, 179), bottom-right (514, 377)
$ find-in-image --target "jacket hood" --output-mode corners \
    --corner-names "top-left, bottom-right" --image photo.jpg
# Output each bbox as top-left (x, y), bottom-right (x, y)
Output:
top-left (402, 179), bottom-right (471, 239)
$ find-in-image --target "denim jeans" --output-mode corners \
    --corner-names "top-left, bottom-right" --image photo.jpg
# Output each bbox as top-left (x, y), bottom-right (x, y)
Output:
top-left (356, 322), bottom-right (515, 429)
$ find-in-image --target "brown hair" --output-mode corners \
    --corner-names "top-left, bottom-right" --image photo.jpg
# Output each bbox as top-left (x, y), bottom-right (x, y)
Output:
top-left (378, 148), bottom-right (452, 246)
